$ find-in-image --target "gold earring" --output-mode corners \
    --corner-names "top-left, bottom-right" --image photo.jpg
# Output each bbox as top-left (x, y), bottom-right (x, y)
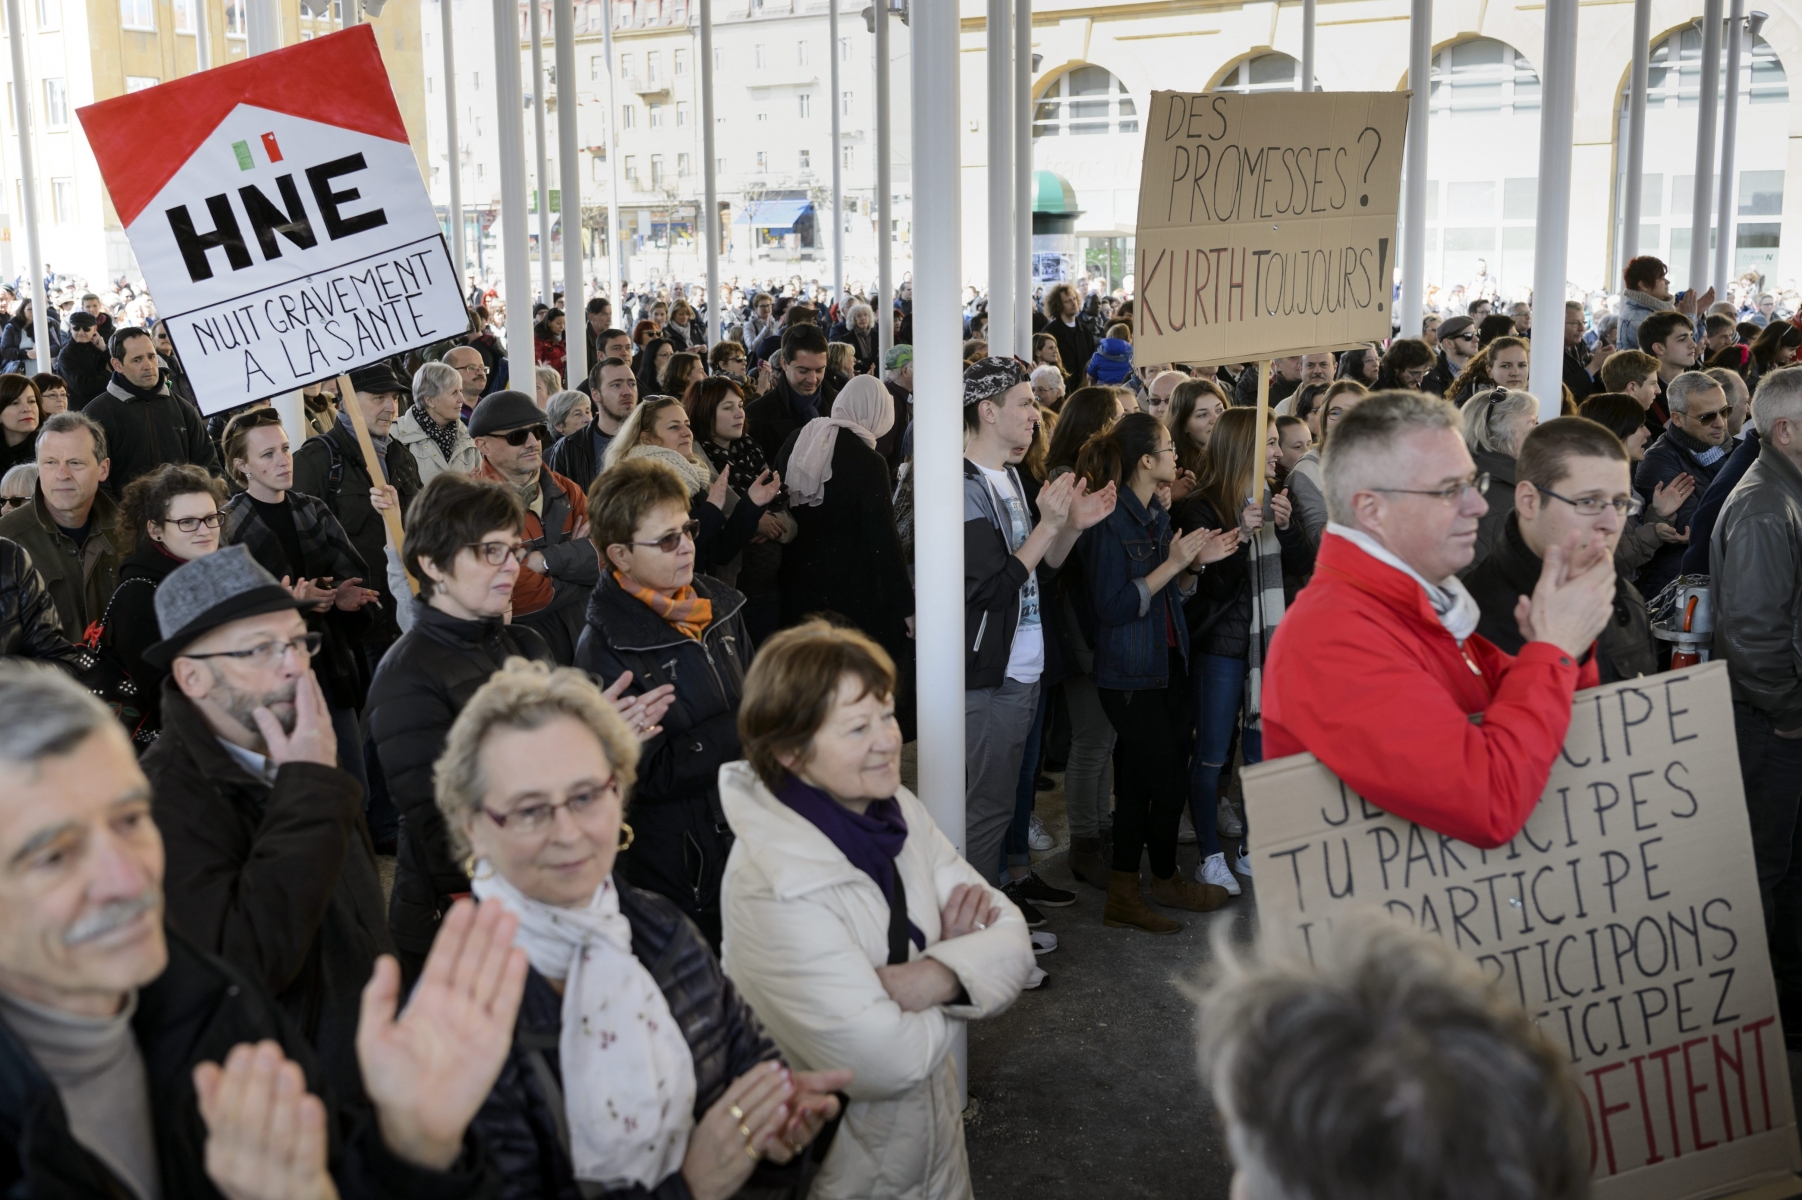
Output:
top-left (618, 823), bottom-right (635, 852)
top-left (462, 854), bottom-right (495, 881)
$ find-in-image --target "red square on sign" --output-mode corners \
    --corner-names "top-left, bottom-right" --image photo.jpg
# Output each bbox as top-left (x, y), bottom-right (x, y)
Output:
top-left (260, 132), bottom-right (283, 162)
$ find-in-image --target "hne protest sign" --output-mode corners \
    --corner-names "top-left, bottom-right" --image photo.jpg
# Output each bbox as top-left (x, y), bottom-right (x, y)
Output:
top-left (1133, 90), bottom-right (1408, 368)
top-left (76, 26), bottom-right (466, 416)
top-left (1242, 662), bottom-right (1802, 1200)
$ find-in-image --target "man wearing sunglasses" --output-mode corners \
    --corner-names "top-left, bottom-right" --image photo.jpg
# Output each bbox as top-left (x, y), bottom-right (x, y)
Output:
top-left (1466, 418), bottom-right (1657, 682)
top-left (1635, 371), bottom-right (1730, 601)
top-left (139, 545), bottom-right (392, 1110)
top-left (470, 390), bottom-right (598, 663)
top-left (1420, 315), bottom-right (1480, 398)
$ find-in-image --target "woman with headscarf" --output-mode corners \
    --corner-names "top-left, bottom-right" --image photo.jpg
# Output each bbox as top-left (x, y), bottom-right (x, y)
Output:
top-left (773, 374), bottom-right (914, 670)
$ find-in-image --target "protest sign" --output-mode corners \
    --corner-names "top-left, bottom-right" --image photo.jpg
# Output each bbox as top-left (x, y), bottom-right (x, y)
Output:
top-left (77, 26), bottom-right (466, 415)
top-left (1132, 90), bottom-right (1408, 367)
top-left (1242, 662), bottom-right (1802, 1200)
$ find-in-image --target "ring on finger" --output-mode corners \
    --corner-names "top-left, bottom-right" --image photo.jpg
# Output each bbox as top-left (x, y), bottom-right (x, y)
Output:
top-left (745, 1143), bottom-right (762, 1162)
top-left (739, 1122), bottom-right (753, 1140)
top-left (728, 1104), bottom-right (745, 1122)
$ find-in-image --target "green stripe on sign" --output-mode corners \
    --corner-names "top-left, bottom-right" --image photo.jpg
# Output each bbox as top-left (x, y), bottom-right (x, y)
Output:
top-left (232, 140), bottom-right (254, 171)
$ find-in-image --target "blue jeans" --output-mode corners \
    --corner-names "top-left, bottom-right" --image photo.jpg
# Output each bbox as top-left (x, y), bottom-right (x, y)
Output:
top-left (1189, 654), bottom-right (1261, 858)
top-left (1002, 683), bottom-right (1049, 874)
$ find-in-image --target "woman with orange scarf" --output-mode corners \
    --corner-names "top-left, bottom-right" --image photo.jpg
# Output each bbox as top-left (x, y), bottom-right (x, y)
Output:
top-left (574, 456), bottom-right (756, 949)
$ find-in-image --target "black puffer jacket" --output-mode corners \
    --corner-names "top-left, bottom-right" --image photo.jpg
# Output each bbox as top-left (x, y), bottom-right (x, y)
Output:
top-left (53, 338), bottom-right (112, 410)
top-left (0, 927), bottom-right (500, 1199)
top-left (573, 573), bottom-right (751, 949)
top-left (468, 880), bottom-right (810, 1200)
top-left (1170, 493), bottom-right (1315, 659)
top-left (100, 543), bottom-right (183, 736)
top-left (0, 537), bottom-right (83, 667)
top-left (367, 601), bottom-right (551, 978)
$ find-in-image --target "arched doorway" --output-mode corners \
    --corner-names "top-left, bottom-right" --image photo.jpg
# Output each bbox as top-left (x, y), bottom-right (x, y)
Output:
top-left (1031, 64), bottom-right (1140, 291)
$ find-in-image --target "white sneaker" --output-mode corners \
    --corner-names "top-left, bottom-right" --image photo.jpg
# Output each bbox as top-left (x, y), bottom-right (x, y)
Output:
top-left (1028, 813), bottom-right (1055, 852)
top-left (1235, 846), bottom-right (1253, 876)
top-left (1200, 852), bottom-right (1241, 897)
top-left (1217, 797), bottom-right (1244, 839)
top-left (1030, 930), bottom-right (1058, 955)
top-left (1177, 811), bottom-right (1197, 844)
top-left (1023, 965), bottom-right (1049, 990)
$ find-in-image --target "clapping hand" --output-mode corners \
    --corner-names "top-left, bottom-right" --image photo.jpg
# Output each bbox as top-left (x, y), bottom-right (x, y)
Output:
top-left (1269, 488), bottom-right (1293, 531)
top-left (1033, 473), bottom-right (1078, 533)
top-left (707, 466), bottom-right (731, 512)
top-left (1512, 531), bottom-right (1618, 657)
top-left (283, 575), bottom-right (335, 613)
top-left (332, 576), bottom-right (380, 612)
top-left (1068, 478), bottom-right (1117, 531)
top-left (1654, 522), bottom-right (1690, 544)
top-left (602, 670), bottom-right (676, 742)
top-left (1194, 526), bottom-right (1241, 565)
top-left (194, 1041), bottom-right (338, 1200)
top-left (763, 1069), bottom-right (852, 1166)
top-left (748, 469), bottom-right (782, 507)
top-left (1651, 473), bottom-right (1695, 518)
top-left (356, 899), bottom-right (528, 1171)
top-left (683, 1062), bottom-right (799, 1200)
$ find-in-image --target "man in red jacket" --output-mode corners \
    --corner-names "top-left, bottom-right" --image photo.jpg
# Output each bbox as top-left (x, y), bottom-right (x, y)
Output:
top-left (1262, 391), bottom-right (1616, 848)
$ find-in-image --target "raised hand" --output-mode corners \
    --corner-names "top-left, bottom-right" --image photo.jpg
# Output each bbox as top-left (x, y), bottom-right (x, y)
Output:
top-left (194, 1040), bottom-right (339, 1200)
top-left (255, 670), bottom-right (336, 769)
top-left (356, 899), bottom-right (529, 1171)
top-left (1068, 478), bottom-right (1117, 531)
top-left (1269, 489), bottom-right (1293, 531)
top-left (1195, 526), bottom-right (1241, 565)
top-left (683, 1061), bottom-right (795, 1200)
top-left (1527, 532), bottom-right (1618, 659)
top-left (748, 469), bottom-right (782, 507)
top-left (1034, 473), bottom-right (1076, 533)
top-left (1166, 526), bottom-right (1215, 571)
top-left (707, 465), bottom-right (732, 512)
top-left (1652, 473), bottom-right (1695, 518)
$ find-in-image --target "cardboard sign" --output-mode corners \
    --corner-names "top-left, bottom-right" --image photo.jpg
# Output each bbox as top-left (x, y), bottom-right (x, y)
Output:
top-left (77, 27), bottom-right (465, 415)
top-left (1132, 90), bottom-right (1408, 367)
top-left (1242, 662), bottom-right (1802, 1200)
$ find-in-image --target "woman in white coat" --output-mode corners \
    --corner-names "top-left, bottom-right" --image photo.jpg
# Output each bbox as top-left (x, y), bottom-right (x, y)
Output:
top-left (720, 621), bottom-right (1035, 1200)
top-left (396, 361), bottom-right (483, 484)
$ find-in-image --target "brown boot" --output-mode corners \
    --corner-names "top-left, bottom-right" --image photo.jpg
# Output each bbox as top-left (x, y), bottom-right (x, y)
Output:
top-left (1069, 837), bottom-right (1107, 888)
top-left (1149, 872), bottom-right (1231, 913)
top-left (1103, 870), bottom-right (1181, 933)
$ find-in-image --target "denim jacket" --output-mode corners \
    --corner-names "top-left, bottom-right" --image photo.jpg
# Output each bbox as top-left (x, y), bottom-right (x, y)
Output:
top-left (1077, 485), bottom-right (1190, 690)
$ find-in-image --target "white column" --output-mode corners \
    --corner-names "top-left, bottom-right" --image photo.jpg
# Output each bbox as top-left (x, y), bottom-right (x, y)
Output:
top-left (1300, 0), bottom-right (1316, 92)
top-left (829, 0), bottom-right (843, 311)
top-left (1528, 0), bottom-right (1577, 420)
top-left (529, 0), bottom-right (553, 306)
top-left (5, 0), bottom-right (45, 375)
top-left (1620, 0), bottom-right (1651, 266)
top-left (699, 0), bottom-right (720, 343)
top-left (246, 0), bottom-right (279, 54)
top-left (441, 0), bottom-right (466, 282)
top-left (1714, 0), bottom-right (1745, 299)
top-left (875, 0), bottom-right (893, 362)
top-left (603, 0), bottom-right (624, 311)
top-left (193, 0), bottom-right (212, 70)
top-left (1397, 0), bottom-right (1430, 339)
top-left (1688, 0), bottom-right (1723, 293)
top-left (494, 0), bottom-right (535, 393)
top-left (984, 0), bottom-right (1013, 359)
top-left (912, 0), bottom-right (963, 847)
top-left (1013, 0), bottom-right (1031, 353)
top-left (555, 0), bottom-right (583, 383)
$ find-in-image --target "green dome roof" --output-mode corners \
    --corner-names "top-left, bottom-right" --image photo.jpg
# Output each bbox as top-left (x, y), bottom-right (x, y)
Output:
top-left (1032, 170), bottom-right (1080, 217)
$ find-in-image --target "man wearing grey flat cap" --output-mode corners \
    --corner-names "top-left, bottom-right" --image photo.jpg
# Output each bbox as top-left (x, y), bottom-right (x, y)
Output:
top-left (138, 545), bottom-right (391, 1108)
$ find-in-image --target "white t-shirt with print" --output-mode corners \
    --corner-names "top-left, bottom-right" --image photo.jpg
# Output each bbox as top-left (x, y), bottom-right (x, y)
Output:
top-left (976, 464), bottom-right (1044, 684)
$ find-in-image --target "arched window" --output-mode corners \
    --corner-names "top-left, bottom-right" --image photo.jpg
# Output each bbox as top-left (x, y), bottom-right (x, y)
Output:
top-left (1641, 26), bottom-right (1789, 107)
top-left (1215, 52), bottom-right (1318, 93)
top-left (1429, 38), bottom-right (1540, 117)
top-left (1032, 65), bottom-right (1137, 139)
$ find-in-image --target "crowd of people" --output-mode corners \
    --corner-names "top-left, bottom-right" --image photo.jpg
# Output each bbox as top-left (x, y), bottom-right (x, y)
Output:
top-left (0, 244), bottom-right (1791, 1197)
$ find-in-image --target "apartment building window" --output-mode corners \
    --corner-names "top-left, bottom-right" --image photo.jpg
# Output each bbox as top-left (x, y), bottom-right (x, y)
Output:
top-left (797, 93), bottom-right (810, 118)
top-left (120, 0), bottom-right (154, 28)
top-left (591, 156), bottom-right (603, 182)
top-left (648, 103), bottom-right (662, 128)
top-left (839, 36), bottom-right (849, 61)
top-left (673, 48), bottom-right (687, 75)
top-left (591, 55), bottom-right (603, 80)
top-left (841, 89), bottom-right (852, 116)
top-left (841, 144), bottom-right (854, 169)
top-left (677, 152), bottom-right (690, 176)
top-left (753, 43), bottom-right (766, 69)
top-left (224, 0), bottom-right (246, 37)
top-left (42, 78), bottom-right (67, 127)
top-left (619, 52), bottom-right (632, 81)
top-left (584, 0), bottom-right (600, 29)
top-left (650, 154), bottom-right (663, 186)
top-left (622, 103), bottom-right (635, 128)
top-left (473, 70), bottom-right (480, 89)
top-left (173, 0), bottom-right (193, 31)
top-left (755, 150), bottom-right (768, 172)
top-left (51, 178), bottom-right (75, 225)
top-left (35, 0), bottom-right (57, 30)
top-left (798, 148), bottom-right (810, 171)
top-left (716, 156), bottom-right (725, 174)
top-left (646, 51), bottom-right (660, 84)
top-left (796, 40), bottom-right (807, 66)
top-left (125, 75), bottom-right (159, 92)
top-left (624, 155), bottom-right (637, 181)
top-left (713, 46), bottom-right (721, 71)
top-left (675, 101), bottom-right (689, 127)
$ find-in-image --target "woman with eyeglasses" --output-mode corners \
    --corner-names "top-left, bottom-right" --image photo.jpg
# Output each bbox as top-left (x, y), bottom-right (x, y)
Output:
top-left (575, 458), bottom-right (756, 948)
top-left (439, 658), bottom-right (847, 1200)
top-left (1460, 387), bottom-right (1541, 572)
top-left (0, 463), bottom-right (35, 514)
top-left (29, 372), bottom-right (68, 418)
top-left (101, 463), bottom-right (229, 741)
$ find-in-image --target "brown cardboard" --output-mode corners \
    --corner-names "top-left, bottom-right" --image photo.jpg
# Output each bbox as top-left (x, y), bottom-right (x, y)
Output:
top-left (1241, 661), bottom-right (1802, 1200)
top-left (1133, 90), bottom-right (1409, 367)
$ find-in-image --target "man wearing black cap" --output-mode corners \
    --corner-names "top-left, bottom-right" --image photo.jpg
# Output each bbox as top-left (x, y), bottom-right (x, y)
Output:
top-left (81, 326), bottom-right (219, 496)
top-left (53, 311), bottom-right (111, 409)
top-left (138, 545), bottom-right (392, 1108)
top-left (292, 361), bottom-right (422, 653)
top-left (469, 389), bottom-right (598, 661)
top-left (1422, 315), bottom-right (1479, 398)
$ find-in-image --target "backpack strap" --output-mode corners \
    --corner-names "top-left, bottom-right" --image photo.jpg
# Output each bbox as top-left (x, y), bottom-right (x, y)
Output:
top-left (302, 433), bottom-right (346, 499)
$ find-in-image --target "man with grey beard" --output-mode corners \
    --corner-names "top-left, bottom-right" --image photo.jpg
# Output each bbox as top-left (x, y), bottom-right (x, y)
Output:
top-left (137, 545), bottom-right (390, 1107)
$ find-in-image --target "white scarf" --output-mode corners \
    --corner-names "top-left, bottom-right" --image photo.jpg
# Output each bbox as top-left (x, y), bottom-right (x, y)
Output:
top-left (785, 375), bottom-right (893, 507)
top-left (626, 442), bottom-right (714, 497)
top-left (471, 868), bottom-right (697, 1191)
top-left (1326, 523), bottom-right (1481, 645)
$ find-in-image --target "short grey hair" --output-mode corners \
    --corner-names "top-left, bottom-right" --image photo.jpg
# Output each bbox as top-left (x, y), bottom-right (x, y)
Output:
top-left (1322, 390), bottom-right (1460, 524)
top-left (546, 389), bottom-right (589, 433)
top-left (0, 662), bottom-right (123, 776)
top-left (434, 658), bottom-right (639, 861)
top-left (847, 302), bottom-right (873, 326)
top-left (1196, 912), bottom-right (1588, 1200)
top-left (0, 463), bottom-right (37, 499)
top-left (1753, 365), bottom-right (1802, 438)
top-left (1704, 366), bottom-right (1748, 406)
top-left (534, 365), bottom-right (562, 397)
top-left (1666, 370), bottom-right (1724, 415)
top-left (412, 360), bottom-right (462, 404)
top-left (38, 410), bottom-right (107, 461)
top-left (1461, 387), bottom-right (1538, 456)
top-left (1029, 364), bottom-right (1063, 390)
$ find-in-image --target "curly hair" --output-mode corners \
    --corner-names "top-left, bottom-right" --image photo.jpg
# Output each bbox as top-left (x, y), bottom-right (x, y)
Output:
top-left (115, 463), bottom-right (226, 550)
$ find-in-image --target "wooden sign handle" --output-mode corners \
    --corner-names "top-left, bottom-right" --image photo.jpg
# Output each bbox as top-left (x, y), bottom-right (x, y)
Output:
top-left (1252, 359), bottom-right (1271, 507)
top-left (336, 373), bottom-right (415, 595)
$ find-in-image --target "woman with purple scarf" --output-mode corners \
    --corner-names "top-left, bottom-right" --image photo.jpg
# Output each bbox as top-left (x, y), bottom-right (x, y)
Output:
top-left (719, 621), bottom-right (1034, 1200)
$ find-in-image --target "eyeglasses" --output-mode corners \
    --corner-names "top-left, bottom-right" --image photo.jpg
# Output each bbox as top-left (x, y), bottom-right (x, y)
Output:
top-left (502, 424), bottom-right (550, 447)
top-left (1688, 407), bottom-right (1728, 426)
top-left (1454, 332), bottom-right (1480, 344)
top-left (163, 511), bottom-right (225, 533)
top-left (466, 541), bottom-right (531, 566)
top-left (628, 520), bottom-right (701, 553)
top-left (0, 496), bottom-right (27, 512)
top-left (180, 631), bottom-right (322, 667)
top-left (1371, 473), bottom-right (1491, 505)
top-left (482, 777), bottom-right (621, 836)
top-left (1535, 485), bottom-right (1644, 518)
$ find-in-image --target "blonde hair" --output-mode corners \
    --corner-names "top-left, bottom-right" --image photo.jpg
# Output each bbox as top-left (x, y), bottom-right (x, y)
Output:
top-left (433, 658), bottom-right (640, 860)
top-left (601, 394), bottom-right (685, 473)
